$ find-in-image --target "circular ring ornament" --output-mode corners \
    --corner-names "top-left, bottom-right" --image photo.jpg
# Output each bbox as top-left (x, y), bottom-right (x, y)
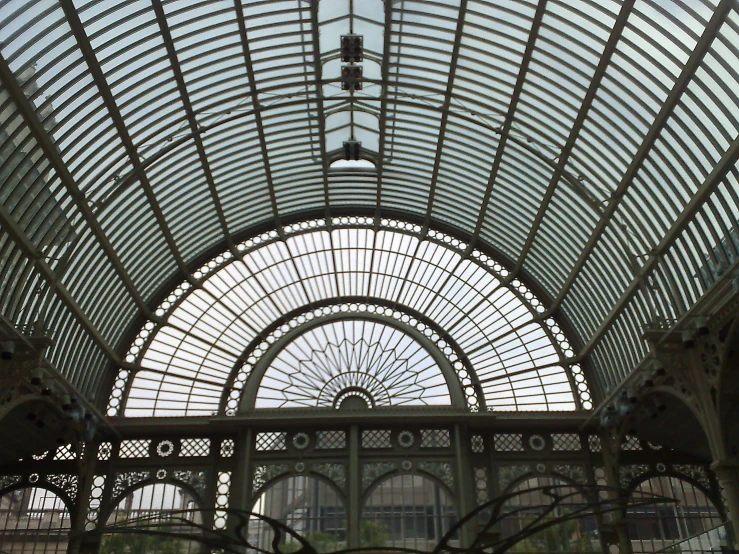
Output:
top-left (293, 433), bottom-right (310, 450)
top-left (156, 469), bottom-right (167, 480)
top-left (656, 463), bottom-right (666, 472)
top-left (401, 460), bottom-right (413, 471)
top-left (528, 435), bottom-right (547, 451)
top-left (156, 440), bottom-right (175, 457)
top-left (398, 431), bottom-right (415, 448)
top-left (536, 463), bottom-right (547, 474)
top-left (29, 473), bottom-right (39, 484)
top-left (295, 462), bottom-right (305, 473)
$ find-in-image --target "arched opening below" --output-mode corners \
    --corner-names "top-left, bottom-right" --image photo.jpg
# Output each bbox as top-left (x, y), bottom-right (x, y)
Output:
top-left (101, 482), bottom-right (203, 554)
top-left (627, 476), bottom-right (724, 553)
top-left (362, 473), bottom-right (458, 550)
top-left (250, 476), bottom-right (346, 553)
top-left (501, 476), bottom-right (600, 553)
top-left (0, 487), bottom-right (71, 554)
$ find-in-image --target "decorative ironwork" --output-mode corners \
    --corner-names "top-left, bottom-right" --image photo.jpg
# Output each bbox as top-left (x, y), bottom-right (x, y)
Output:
top-left (46, 474), bottom-right (78, 501)
top-left (673, 464), bottom-right (712, 490)
top-left (361, 430), bottom-right (392, 449)
top-left (417, 462), bottom-right (454, 489)
top-left (495, 434), bottom-right (524, 452)
top-left (181, 438), bottom-right (210, 457)
top-left (421, 429), bottom-right (451, 448)
top-left (551, 464), bottom-right (588, 485)
top-left (362, 462), bottom-right (396, 491)
top-left (253, 464), bottom-right (289, 493)
top-left (84, 484), bottom-right (674, 554)
top-left (171, 471), bottom-right (208, 500)
top-left (0, 474), bottom-right (22, 491)
top-left (311, 463), bottom-right (346, 489)
top-left (256, 432), bottom-right (287, 452)
top-left (316, 431), bottom-right (346, 450)
top-left (620, 464), bottom-right (651, 488)
top-left (499, 465), bottom-right (532, 491)
top-left (112, 471), bottom-right (150, 500)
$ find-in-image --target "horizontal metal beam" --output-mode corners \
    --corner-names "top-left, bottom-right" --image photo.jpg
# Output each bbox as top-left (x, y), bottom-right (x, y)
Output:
top-left (108, 408), bottom-right (593, 437)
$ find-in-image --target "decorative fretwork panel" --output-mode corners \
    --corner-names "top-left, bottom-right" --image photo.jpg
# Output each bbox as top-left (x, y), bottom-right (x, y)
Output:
top-left (180, 438), bottom-right (210, 457)
top-left (214, 471), bottom-right (231, 530)
top-left (85, 475), bottom-right (106, 531)
top-left (588, 435), bottom-right (601, 452)
top-left (474, 467), bottom-right (489, 505)
top-left (112, 471), bottom-right (150, 500)
top-left (171, 470), bottom-right (208, 500)
top-left (420, 429), bottom-right (451, 448)
top-left (499, 465), bottom-right (532, 491)
top-left (362, 430), bottom-right (392, 449)
top-left (316, 430), bottom-right (346, 450)
top-left (0, 475), bottom-right (22, 491)
top-left (551, 464), bottom-right (587, 485)
top-left (620, 464), bottom-right (651, 488)
top-left (471, 434), bottom-right (484, 453)
top-left (362, 462), bottom-right (397, 491)
top-left (53, 444), bottom-right (76, 460)
top-left (551, 433), bottom-right (581, 451)
top-left (46, 474), bottom-right (78, 502)
top-left (253, 464), bottom-right (289, 493)
top-left (119, 439), bottom-right (151, 459)
top-left (98, 442), bottom-right (113, 460)
top-left (220, 439), bottom-right (234, 458)
top-left (494, 433), bottom-right (524, 452)
top-left (417, 461), bottom-right (454, 489)
top-left (673, 464), bottom-right (711, 490)
top-left (256, 432), bottom-right (287, 451)
top-left (311, 463), bottom-right (346, 489)
top-left (622, 435), bottom-right (642, 451)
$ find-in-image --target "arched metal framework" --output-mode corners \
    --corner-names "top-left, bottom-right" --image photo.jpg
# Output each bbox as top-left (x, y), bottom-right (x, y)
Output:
top-left (110, 219), bottom-right (591, 417)
top-left (0, 0), bottom-right (737, 412)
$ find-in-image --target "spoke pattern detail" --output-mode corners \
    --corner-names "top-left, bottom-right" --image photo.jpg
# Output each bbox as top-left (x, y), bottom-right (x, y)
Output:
top-left (256, 320), bottom-right (449, 409)
top-left (117, 219), bottom-right (587, 417)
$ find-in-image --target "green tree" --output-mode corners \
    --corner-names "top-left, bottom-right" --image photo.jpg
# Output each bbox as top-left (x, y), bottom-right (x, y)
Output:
top-left (360, 520), bottom-right (389, 548)
top-left (508, 516), bottom-right (596, 553)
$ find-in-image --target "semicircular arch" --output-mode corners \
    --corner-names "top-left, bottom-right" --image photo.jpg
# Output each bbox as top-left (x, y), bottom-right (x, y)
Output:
top-left (112, 219), bottom-right (592, 417)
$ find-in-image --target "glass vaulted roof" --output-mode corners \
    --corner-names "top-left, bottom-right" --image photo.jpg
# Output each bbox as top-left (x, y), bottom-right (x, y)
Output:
top-left (110, 219), bottom-right (591, 417)
top-left (0, 0), bottom-right (737, 414)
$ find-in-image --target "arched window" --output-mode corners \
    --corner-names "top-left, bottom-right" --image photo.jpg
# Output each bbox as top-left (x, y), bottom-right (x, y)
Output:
top-left (501, 476), bottom-right (599, 553)
top-left (101, 482), bottom-right (202, 553)
top-left (362, 473), bottom-right (457, 550)
top-left (250, 475), bottom-right (346, 553)
top-left (111, 219), bottom-right (591, 417)
top-left (627, 476), bottom-right (724, 553)
top-left (0, 486), bottom-right (71, 554)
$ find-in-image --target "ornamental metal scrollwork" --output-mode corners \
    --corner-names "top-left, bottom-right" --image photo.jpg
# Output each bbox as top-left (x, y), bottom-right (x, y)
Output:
top-left (551, 464), bottom-right (587, 485)
top-left (311, 463), bottom-right (345, 489)
top-left (46, 474), bottom-right (78, 501)
top-left (253, 464), bottom-right (289, 492)
top-left (417, 462), bottom-right (454, 489)
top-left (672, 464), bottom-right (712, 490)
top-left (619, 464), bottom-right (650, 488)
top-left (112, 471), bottom-right (150, 500)
top-left (171, 470), bottom-right (208, 500)
top-left (0, 474), bottom-right (22, 491)
top-left (362, 462), bottom-right (396, 491)
top-left (498, 465), bottom-right (531, 491)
